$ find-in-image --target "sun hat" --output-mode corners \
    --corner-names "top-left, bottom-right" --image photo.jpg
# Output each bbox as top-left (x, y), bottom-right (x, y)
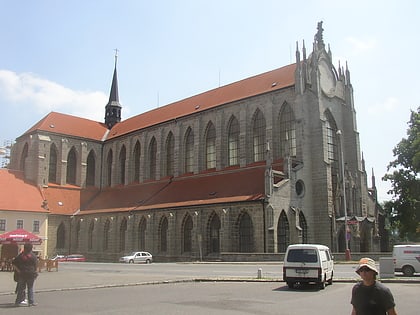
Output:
top-left (355, 257), bottom-right (378, 274)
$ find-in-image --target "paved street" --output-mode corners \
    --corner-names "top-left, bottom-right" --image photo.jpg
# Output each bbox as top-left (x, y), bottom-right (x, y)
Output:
top-left (0, 262), bottom-right (418, 314)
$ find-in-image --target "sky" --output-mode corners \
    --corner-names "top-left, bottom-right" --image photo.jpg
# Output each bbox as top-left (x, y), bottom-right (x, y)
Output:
top-left (0, 0), bottom-right (418, 203)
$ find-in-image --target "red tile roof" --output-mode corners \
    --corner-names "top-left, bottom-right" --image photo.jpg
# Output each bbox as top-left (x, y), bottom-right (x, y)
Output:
top-left (20, 63), bottom-right (296, 142)
top-left (21, 112), bottom-right (109, 141)
top-left (0, 169), bottom-right (48, 213)
top-left (79, 165), bottom-right (268, 215)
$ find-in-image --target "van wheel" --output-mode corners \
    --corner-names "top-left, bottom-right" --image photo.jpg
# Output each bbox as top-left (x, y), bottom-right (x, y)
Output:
top-left (287, 282), bottom-right (294, 289)
top-left (327, 277), bottom-right (333, 285)
top-left (318, 281), bottom-right (325, 290)
top-left (402, 265), bottom-right (414, 277)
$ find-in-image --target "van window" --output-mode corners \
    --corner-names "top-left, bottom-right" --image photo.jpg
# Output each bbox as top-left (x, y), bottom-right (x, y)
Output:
top-left (287, 249), bottom-right (318, 263)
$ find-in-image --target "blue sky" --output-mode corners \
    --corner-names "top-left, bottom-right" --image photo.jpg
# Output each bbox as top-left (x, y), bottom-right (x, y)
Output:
top-left (0, 0), bottom-right (418, 202)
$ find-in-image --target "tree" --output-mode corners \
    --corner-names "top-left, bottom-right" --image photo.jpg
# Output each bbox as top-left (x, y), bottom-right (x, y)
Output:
top-left (383, 107), bottom-right (420, 242)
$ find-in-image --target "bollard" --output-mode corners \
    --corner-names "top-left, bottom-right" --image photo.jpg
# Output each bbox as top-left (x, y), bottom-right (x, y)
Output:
top-left (257, 268), bottom-right (262, 279)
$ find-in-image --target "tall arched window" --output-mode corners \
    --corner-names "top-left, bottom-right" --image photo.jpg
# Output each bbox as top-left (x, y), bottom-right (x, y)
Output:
top-left (118, 145), bottom-right (126, 185)
top-left (133, 141), bottom-right (141, 182)
top-left (159, 217), bottom-right (168, 252)
top-left (277, 211), bottom-right (289, 252)
top-left (20, 143), bottom-right (28, 172)
top-left (103, 219), bottom-right (110, 251)
top-left (228, 116), bottom-right (239, 166)
top-left (182, 214), bottom-right (193, 253)
top-left (205, 122), bottom-right (216, 169)
top-left (208, 213), bottom-right (221, 254)
top-left (165, 132), bottom-right (175, 177)
top-left (252, 110), bottom-right (266, 162)
top-left (88, 220), bottom-right (94, 250)
top-left (66, 147), bottom-right (77, 185)
top-left (138, 217), bottom-right (147, 250)
top-left (86, 150), bottom-right (96, 186)
top-left (148, 137), bottom-right (157, 180)
top-left (238, 212), bottom-right (253, 252)
top-left (106, 150), bottom-right (113, 186)
top-left (49, 143), bottom-right (58, 183)
top-left (325, 111), bottom-right (340, 216)
top-left (299, 211), bottom-right (308, 244)
top-left (119, 218), bottom-right (127, 252)
top-left (279, 103), bottom-right (296, 157)
top-left (184, 128), bottom-right (194, 173)
top-left (56, 223), bottom-right (65, 249)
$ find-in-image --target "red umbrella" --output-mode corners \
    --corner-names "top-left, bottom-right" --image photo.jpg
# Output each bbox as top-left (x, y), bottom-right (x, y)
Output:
top-left (0, 228), bottom-right (42, 245)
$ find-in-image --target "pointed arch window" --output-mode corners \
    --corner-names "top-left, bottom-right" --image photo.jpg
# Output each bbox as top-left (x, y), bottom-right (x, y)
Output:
top-left (205, 122), bottom-right (216, 169)
top-left (277, 211), bottom-right (289, 252)
top-left (166, 132), bottom-right (175, 177)
top-left (49, 144), bottom-right (58, 183)
top-left (184, 128), bottom-right (194, 173)
top-left (325, 112), bottom-right (340, 216)
top-left (133, 141), bottom-right (141, 182)
top-left (103, 219), bottom-right (110, 251)
top-left (86, 150), bottom-right (96, 186)
top-left (56, 223), bottom-right (65, 249)
top-left (148, 138), bottom-right (157, 180)
top-left (106, 150), bottom-right (113, 186)
top-left (253, 110), bottom-right (266, 162)
top-left (138, 217), bottom-right (147, 250)
top-left (118, 145), bottom-right (126, 185)
top-left (238, 212), bottom-right (254, 252)
top-left (20, 143), bottom-right (28, 172)
top-left (208, 213), bottom-right (221, 253)
top-left (159, 217), bottom-right (168, 252)
top-left (119, 218), bottom-right (127, 252)
top-left (279, 103), bottom-right (296, 157)
top-left (88, 220), bottom-right (94, 250)
top-left (299, 211), bottom-right (308, 244)
top-left (228, 116), bottom-right (239, 166)
top-left (66, 147), bottom-right (77, 185)
top-left (182, 214), bottom-right (193, 253)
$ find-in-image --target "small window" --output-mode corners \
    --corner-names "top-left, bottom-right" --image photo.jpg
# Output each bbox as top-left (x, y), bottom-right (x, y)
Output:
top-left (17, 219), bottom-right (23, 229)
top-left (0, 219), bottom-right (5, 231)
top-left (33, 220), bottom-right (40, 233)
top-left (295, 180), bottom-right (305, 197)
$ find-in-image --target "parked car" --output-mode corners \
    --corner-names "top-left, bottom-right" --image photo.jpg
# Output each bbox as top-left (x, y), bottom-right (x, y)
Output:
top-left (283, 244), bottom-right (334, 289)
top-left (50, 255), bottom-right (66, 261)
top-left (65, 254), bottom-right (86, 262)
top-left (119, 251), bottom-right (153, 264)
top-left (393, 244), bottom-right (420, 276)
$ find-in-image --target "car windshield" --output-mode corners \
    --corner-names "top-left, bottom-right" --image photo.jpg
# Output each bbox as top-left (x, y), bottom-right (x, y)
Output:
top-left (287, 249), bottom-right (318, 263)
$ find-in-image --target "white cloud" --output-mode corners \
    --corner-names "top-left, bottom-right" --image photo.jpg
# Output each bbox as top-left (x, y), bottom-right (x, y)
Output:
top-left (0, 70), bottom-right (107, 121)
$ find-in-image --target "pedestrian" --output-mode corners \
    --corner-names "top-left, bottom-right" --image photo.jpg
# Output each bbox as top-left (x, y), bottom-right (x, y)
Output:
top-left (12, 243), bottom-right (38, 307)
top-left (351, 257), bottom-right (397, 315)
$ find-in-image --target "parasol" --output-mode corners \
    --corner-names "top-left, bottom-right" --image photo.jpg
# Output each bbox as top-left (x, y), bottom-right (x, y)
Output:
top-left (0, 228), bottom-right (42, 245)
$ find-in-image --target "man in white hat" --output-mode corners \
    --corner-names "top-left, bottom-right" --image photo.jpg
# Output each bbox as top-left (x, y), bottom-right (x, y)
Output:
top-left (351, 257), bottom-right (397, 315)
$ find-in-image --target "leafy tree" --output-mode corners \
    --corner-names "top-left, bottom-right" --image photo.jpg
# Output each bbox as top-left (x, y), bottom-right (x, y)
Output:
top-left (383, 107), bottom-right (420, 242)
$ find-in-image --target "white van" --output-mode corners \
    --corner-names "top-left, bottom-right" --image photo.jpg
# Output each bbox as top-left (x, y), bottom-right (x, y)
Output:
top-left (393, 245), bottom-right (420, 276)
top-left (283, 244), bottom-right (334, 289)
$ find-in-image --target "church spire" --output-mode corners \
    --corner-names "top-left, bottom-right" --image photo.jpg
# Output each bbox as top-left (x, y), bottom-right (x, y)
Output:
top-left (105, 49), bottom-right (122, 129)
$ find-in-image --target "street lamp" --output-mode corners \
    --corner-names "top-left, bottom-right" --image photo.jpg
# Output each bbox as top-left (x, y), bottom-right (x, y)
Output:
top-left (336, 130), bottom-right (351, 261)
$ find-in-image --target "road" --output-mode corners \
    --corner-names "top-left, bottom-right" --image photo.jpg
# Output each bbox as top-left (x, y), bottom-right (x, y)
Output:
top-left (0, 262), bottom-right (418, 314)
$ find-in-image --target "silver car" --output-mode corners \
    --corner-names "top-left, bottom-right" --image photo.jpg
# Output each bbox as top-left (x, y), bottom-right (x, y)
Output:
top-left (119, 251), bottom-right (153, 264)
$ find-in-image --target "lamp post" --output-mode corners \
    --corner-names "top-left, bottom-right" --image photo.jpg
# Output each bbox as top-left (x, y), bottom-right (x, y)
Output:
top-left (337, 130), bottom-right (351, 261)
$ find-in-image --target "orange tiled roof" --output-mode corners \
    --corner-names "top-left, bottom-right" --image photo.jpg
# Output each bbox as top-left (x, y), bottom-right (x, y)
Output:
top-left (0, 169), bottom-right (48, 213)
top-left (21, 112), bottom-right (109, 141)
top-left (80, 165), bottom-right (268, 215)
top-left (108, 64), bottom-right (296, 139)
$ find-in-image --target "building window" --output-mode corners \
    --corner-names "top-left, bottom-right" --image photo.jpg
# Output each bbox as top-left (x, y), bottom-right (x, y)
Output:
top-left (33, 220), bottom-right (40, 233)
top-left (17, 219), bottom-right (23, 229)
top-left (253, 110), bottom-right (266, 162)
top-left (106, 150), bottom-right (113, 187)
top-left (166, 132), bottom-right (175, 177)
top-left (66, 147), bottom-right (77, 185)
top-left (119, 145), bottom-right (126, 185)
top-left (205, 122), bottom-right (216, 169)
top-left (133, 141), bottom-right (141, 183)
top-left (184, 128), bottom-right (194, 173)
top-left (277, 211), bottom-right (289, 252)
top-left (228, 117), bottom-right (239, 166)
top-left (148, 138), bottom-right (157, 180)
top-left (49, 143), bottom-right (58, 183)
top-left (86, 150), bottom-right (96, 186)
top-left (0, 219), bottom-right (5, 231)
top-left (279, 103), bottom-right (296, 157)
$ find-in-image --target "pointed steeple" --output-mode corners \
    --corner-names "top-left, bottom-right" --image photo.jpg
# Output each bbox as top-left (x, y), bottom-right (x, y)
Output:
top-left (105, 49), bottom-right (122, 129)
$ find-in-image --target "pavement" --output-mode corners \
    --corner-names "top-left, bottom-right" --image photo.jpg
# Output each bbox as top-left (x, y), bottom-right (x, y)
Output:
top-left (1, 262), bottom-right (418, 296)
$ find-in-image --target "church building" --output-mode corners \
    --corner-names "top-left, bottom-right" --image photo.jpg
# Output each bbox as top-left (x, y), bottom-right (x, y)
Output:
top-left (7, 23), bottom-right (386, 261)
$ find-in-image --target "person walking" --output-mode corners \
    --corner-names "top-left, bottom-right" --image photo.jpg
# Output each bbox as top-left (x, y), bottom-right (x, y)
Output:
top-left (351, 257), bottom-right (397, 315)
top-left (12, 243), bottom-right (38, 307)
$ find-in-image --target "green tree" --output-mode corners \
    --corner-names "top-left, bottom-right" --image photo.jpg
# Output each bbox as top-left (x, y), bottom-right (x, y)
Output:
top-left (383, 107), bottom-right (420, 242)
